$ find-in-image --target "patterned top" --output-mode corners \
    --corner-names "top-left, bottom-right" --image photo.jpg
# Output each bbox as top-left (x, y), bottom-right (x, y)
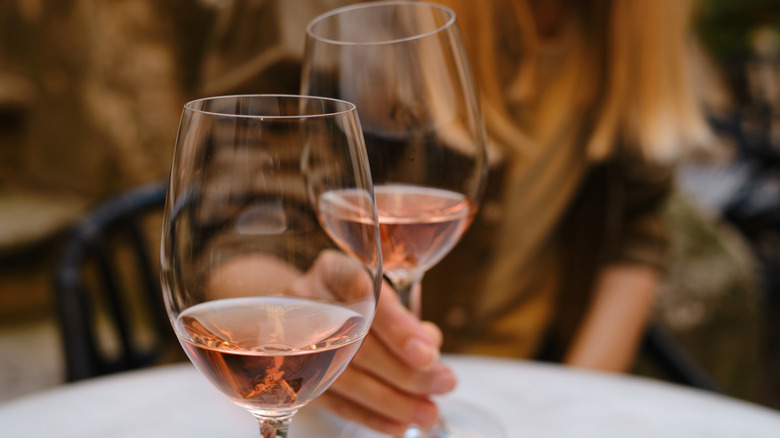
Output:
top-left (198, 0), bottom-right (672, 359)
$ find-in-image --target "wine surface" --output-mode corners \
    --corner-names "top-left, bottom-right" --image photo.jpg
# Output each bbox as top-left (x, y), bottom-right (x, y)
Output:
top-left (175, 296), bottom-right (366, 413)
top-left (320, 184), bottom-right (470, 277)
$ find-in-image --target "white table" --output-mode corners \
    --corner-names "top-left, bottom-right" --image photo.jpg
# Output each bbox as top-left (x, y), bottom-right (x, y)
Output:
top-left (1, 355), bottom-right (778, 437)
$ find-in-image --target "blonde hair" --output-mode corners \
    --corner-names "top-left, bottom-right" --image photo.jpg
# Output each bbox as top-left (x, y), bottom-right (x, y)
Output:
top-left (438, 0), bottom-right (712, 162)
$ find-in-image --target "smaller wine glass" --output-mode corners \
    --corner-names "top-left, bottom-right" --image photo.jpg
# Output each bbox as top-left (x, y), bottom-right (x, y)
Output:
top-left (303, 2), bottom-right (505, 437)
top-left (160, 94), bottom-right (382, 438)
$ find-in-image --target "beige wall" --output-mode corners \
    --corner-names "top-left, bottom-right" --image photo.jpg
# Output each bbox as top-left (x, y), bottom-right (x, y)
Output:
top-left (0, 1), bottom-right (203, 198)
top-left (0, 0), bottom-right (358, 315)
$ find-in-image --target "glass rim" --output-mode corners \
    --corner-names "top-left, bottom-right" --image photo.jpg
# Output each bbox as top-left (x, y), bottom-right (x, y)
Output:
top-left (182, 94), bottom-right (358, 119)
top-left (306, 0), bottom-right (456, 46)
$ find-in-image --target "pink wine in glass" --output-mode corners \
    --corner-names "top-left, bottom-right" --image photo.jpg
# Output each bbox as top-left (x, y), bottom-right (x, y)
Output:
top-left (175, 296), bottom-right (367, 414)
top-left (319, 184), bottom-right (471, 277)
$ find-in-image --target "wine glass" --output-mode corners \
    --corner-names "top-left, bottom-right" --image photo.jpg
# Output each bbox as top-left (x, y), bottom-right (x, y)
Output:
top-left (302, 2), bottom-right (502, 437)
top-left (160, 94), bottom-right (382, 438)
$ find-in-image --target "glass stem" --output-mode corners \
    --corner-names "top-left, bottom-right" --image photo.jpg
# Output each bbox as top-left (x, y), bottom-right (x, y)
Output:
top-left (254, 413), bottom-right (295, 438)
top-left (390, 273), bottom-right (449, 438)
top-left (391, 272), bottom-right (424, 317)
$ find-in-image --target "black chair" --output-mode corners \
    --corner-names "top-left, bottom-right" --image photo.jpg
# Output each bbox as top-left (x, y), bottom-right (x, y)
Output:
top-left (641, 322), bottom-right (721, 392)
top-left (52, 180), bottom-right (180, 382)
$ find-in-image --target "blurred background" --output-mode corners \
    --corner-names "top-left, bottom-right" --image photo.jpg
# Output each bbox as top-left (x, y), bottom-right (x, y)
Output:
top-left (0, 0), bottom-right (778, 411)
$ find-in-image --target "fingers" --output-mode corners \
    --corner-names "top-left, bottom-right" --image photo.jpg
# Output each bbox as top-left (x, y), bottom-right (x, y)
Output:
top-left (351, 333), bottom-right (457, 396)
top-left (420, 321), bottom-right (443, 349)
top-left (312, 392), bottom-right (408, 436)
top-left (371, 281), bottom-right (440, 369)
top-left (312, 250), bottom-right (373, 300)
top-left (326, 364), bottom-right (440, 430)
top-left (290, 250), bottom-right (374, 302)
top-left (317, 280), bottom-right (457, 433)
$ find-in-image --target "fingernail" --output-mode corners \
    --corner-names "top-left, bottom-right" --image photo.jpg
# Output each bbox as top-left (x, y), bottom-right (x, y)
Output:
top-left (377, 419), bottom-right (407, 436)
top-left (429, 365), bottom-right (457, 394)
top-left (404, 338), bottom-right (439, 369)
top-left (411, 402), bottom-right (438, 427)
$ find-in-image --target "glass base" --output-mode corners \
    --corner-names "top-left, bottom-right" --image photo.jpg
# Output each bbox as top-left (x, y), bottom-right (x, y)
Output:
top-left (340, 398), bottom-right (506, 438)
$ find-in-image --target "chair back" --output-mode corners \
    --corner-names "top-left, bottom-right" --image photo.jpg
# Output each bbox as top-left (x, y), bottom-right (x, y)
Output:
top-left (53, 180), bottom-right (179, 381)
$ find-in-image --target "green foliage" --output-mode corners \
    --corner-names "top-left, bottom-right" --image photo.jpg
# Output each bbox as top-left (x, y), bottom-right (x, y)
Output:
top-left (697, 0), bottom-right (780, 63)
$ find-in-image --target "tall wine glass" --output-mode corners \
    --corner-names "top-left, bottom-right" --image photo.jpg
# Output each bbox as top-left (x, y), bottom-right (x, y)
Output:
top-left (160, 95), bottom-right (382, 438)
top-left (302, 3), bottom-right (501, 437)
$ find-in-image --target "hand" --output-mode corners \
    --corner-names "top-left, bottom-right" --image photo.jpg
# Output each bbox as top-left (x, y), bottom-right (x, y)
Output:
top-left (313, 282), bottom-right (458, 435)
top-left (208, 250), bottom-right (374, 304)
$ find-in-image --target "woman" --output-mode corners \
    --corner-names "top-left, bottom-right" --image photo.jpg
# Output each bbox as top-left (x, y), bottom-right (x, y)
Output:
top-left (199, 0), bottom-right (711, 434)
